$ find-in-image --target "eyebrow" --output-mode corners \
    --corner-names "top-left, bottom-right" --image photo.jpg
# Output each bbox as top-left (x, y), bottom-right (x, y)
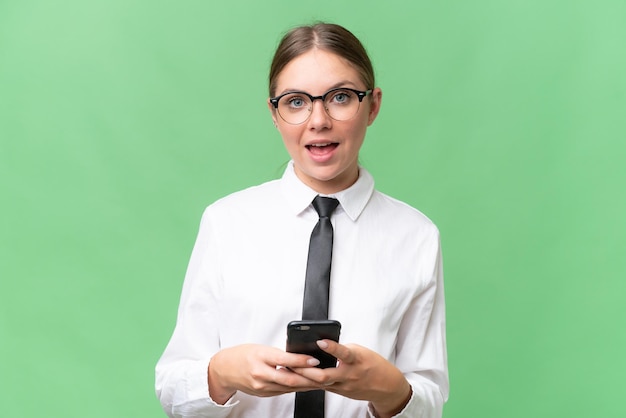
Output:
top-left (276, 80), bottom-right (360, 96)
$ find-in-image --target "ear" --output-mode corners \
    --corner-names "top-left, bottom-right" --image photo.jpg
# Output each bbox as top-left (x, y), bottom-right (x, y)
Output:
top-left (367, 87), bottom-right (382, 126)
top-left (267, 98), bottom-right (279, 128)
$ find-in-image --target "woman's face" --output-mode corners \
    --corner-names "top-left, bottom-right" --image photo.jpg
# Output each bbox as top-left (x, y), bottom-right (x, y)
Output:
top-left (269, 49), bottom-right (382, 194)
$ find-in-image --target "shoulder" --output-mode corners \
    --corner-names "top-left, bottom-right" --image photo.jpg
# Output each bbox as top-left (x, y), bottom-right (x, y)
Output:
top-left (201, 179), bottom-right (282, 220)
top-left (366, 190), bottom-right (440, 238)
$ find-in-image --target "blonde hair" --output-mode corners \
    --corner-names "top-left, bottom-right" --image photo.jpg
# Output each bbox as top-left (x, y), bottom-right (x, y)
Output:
top-left (269, 23), bottom-right (375, 97)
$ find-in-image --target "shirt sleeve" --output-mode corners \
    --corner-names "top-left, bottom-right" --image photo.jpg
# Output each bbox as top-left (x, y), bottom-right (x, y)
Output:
top-left (155, 207), bottom-right (239, 418)
top-left (392, 234), bottom-right (449, 418)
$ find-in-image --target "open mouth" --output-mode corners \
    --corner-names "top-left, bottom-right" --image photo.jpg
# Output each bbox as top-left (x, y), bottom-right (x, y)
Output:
top-left (306, 142), bottom-right (339, 155)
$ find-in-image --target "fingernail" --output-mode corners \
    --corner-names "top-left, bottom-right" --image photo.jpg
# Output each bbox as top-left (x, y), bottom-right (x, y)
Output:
top-left (317, 340), bottom-right (329, 349)
top-left (307, 358), bottom-right (320, 366)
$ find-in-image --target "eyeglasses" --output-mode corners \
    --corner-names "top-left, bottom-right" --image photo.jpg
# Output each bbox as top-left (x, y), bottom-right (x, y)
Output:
top-left (270, 87), bottom-right (372, 125)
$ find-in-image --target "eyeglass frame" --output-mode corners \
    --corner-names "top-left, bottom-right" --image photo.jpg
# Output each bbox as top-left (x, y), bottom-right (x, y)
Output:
top-left (269, 87), bottom-right (373, 125)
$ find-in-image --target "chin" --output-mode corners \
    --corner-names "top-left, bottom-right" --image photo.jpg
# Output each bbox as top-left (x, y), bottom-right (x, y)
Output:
top-left (308, 167), bottom-right (342, 181)
top-left (310, 168), bottom-right (357, 189)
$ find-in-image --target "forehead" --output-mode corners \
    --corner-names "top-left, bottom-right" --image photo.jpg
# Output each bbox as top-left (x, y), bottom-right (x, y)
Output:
top-left (275, 49), bottom-right (362, 95)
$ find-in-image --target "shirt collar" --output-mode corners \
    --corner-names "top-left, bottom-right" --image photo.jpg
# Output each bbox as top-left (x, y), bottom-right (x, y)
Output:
top-left (280, 161), bottom-right (375, 221)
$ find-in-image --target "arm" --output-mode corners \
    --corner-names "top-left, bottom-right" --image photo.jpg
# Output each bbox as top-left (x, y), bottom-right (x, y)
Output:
top-left (393, 242), bottom-right (448, 417)
top-left (155, 208), bottom-right (332, 417)
top-left (155, 208), bottom-right (232, 417)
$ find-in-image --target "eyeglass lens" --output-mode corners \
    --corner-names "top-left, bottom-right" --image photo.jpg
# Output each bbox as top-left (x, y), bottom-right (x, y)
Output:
top-left (277, 89), bottom-right (362, 125)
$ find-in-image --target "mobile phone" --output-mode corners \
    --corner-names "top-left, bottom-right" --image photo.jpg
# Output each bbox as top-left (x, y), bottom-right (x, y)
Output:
top-left (286, 319), bottom-right (341, 368)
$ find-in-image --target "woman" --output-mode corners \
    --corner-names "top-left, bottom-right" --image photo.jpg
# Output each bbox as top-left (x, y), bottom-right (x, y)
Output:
top-left (155, 23), bottom-right (448, 418)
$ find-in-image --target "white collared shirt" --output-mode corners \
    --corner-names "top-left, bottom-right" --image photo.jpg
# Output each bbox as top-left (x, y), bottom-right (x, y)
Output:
top-left (155, 161), bottom-right (448, 417)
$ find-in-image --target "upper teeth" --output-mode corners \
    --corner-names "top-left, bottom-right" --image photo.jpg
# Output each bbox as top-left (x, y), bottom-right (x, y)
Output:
top-left (311, 143), bottom-right (331, 147)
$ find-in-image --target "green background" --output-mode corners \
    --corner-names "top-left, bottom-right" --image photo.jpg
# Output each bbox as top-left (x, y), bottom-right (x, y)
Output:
top-left (1, 1), bottom-right (624, 417)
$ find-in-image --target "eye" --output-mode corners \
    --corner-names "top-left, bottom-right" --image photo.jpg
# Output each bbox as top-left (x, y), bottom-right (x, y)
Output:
top-left (285, 95), bottom-right (308, 109)
top-left (329, 90), bottom-right (353, 105)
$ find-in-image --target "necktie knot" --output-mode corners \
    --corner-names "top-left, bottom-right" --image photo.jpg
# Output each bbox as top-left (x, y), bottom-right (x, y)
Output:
top-left (312, 196), bottom-right (339, 219)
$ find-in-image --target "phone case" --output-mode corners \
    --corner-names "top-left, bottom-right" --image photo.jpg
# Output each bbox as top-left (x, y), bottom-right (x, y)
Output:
top-left (286, 320), bottom-right (341, 368)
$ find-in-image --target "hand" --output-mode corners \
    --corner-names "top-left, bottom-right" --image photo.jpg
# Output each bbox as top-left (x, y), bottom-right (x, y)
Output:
top-left (207, 344), bottom-right (324, 404)
top-left (291, 340), bottom-right (412, 418)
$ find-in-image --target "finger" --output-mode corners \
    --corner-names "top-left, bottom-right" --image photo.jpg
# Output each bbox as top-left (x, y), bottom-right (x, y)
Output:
top-left (273, 366), bottom-right (323, 390)
top-left (241, 366), bottom-right (322, 397)
top-left (288, 365), bottom-right (337, 387)
top-left (316, 340), bottom-right (357, 364)
top-left (273, 351), bottom-right (321, 369)
top-left (290, 364), bottom-right (349, 390)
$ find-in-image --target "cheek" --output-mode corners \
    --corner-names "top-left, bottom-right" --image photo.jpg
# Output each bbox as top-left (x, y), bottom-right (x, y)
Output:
top-left (345, 121), bottom-right (368, 145)
top-left (278, 125), bottom-right (302, 147)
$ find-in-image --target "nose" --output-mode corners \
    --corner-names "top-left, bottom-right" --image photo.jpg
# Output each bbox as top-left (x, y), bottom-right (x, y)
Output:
top-left (307, 98), bottom-right (332, 129)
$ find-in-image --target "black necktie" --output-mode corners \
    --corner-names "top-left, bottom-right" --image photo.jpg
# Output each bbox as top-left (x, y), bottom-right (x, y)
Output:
top-left (295, 196), bottom-right (339, 418)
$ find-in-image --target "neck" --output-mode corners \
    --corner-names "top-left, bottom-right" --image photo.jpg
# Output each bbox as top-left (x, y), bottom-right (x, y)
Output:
top-left (295, 166), bottom-right (359, 195)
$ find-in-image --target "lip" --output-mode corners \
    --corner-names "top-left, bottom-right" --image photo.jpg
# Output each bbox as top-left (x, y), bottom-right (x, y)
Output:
top-left (305, 140), bottom-right (339, 163)
top-left (305, 138), bottom-right (337, 146)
